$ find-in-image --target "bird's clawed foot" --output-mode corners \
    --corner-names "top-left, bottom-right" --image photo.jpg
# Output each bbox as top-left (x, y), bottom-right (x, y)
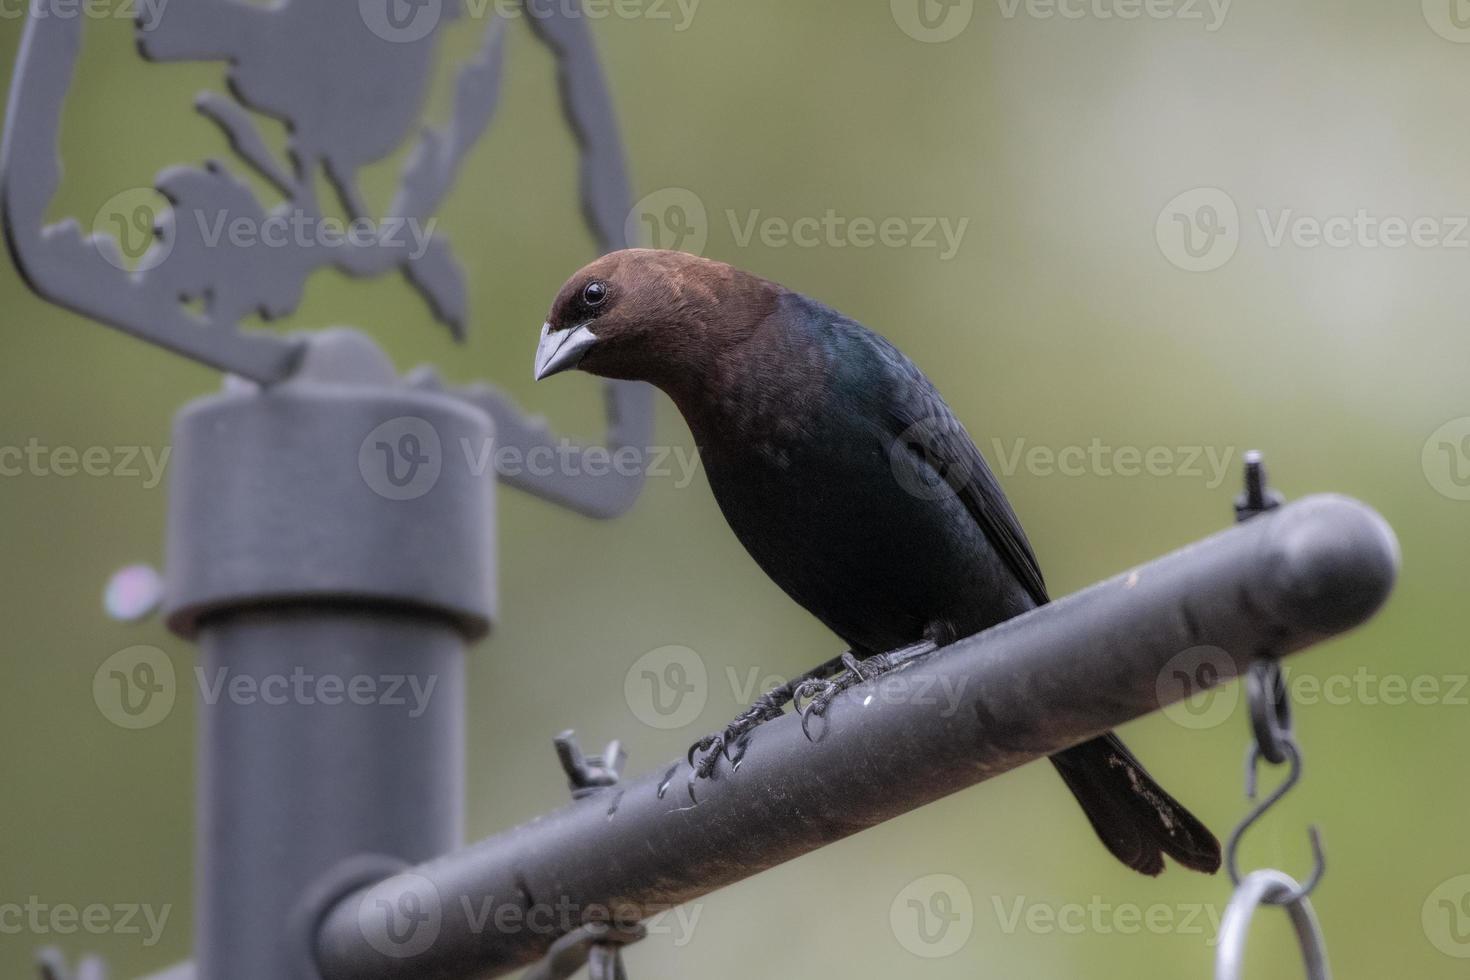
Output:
top-left (684, 641), bottom-right (939, 794)
top-left (792, 651), bottom-right (874, 739)
top-left (793, 642), bottom-right (938, 740)
top-left (687, 681), bottom-right (795, 781)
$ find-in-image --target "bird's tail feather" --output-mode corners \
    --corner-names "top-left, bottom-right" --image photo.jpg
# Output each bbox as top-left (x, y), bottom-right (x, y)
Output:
top-left (1049, 732), bottom-right (1221, 876)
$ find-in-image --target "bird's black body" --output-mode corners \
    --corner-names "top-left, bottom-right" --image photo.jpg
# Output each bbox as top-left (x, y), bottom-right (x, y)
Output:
top-left (693, 291), bottom-right (1036, 655)
top-left (538, 249), bottom-right (1221, 876)
top-left (686, 290), bottom-right (1219, 875)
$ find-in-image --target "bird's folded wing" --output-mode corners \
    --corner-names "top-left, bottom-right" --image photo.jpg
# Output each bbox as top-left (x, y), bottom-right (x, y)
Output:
top-left (876, 342), bottom-right (1051, 607)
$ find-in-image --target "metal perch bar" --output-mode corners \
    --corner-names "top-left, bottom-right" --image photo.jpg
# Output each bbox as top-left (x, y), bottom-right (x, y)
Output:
top-left (314, 493), bottom-right (1398, 980)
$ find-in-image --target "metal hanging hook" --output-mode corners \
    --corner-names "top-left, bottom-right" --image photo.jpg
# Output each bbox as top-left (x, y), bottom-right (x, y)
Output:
top-left (522, 922), bottom-right (646, 980)
top-left (1224, 457), bottom-right (1325, 906)
top-left (1224, 733), bottom-right (1326, 903)
top-left (1245, 656), bottom-right (1293, 765)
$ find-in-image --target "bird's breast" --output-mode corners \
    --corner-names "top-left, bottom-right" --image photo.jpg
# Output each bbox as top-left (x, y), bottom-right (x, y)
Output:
top-left (696, 415), bottom-right (1024, 653)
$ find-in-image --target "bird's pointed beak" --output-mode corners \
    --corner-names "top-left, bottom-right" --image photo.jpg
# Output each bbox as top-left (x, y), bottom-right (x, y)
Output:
top-left (534, 321), bottom-right (599, 381)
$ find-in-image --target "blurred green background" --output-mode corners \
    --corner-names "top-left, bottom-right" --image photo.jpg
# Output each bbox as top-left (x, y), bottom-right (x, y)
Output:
top-left (1, 0), bottom-right (1465, 976)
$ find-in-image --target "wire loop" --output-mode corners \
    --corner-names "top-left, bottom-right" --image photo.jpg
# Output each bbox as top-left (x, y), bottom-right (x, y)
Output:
top-left (1216, 870), bottom-right (1332, 980)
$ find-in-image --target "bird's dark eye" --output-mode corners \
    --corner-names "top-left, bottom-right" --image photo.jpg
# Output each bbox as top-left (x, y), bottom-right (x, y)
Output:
top-left (582, 280), bottom-right (608, 308)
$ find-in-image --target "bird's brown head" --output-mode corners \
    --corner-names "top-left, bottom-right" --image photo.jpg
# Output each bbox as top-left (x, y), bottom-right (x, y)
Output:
top-left (533, 249), bottom-right (780, 390)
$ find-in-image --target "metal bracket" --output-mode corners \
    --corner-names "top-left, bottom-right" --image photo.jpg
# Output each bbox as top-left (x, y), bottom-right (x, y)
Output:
top-left (36, 949), bottom-right (107, 980)
top-left (1, 0), bottom-right (654, 514)
top-left (522, 732), bottom-right (644, 980)
top-left (554, 730), bottom-right (627, 798)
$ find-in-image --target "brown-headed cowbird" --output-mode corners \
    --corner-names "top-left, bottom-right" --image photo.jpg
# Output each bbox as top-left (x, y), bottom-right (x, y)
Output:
top-left (534, 248), bottom-right (1221, 876)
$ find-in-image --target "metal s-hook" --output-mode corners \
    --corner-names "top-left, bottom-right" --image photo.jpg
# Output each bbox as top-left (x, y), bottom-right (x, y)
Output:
top-left (1224, 731), bottom-right (1326, 903)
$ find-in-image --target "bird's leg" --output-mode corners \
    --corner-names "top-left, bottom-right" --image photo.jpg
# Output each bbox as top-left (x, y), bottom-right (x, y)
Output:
top-left (793, 640), bottom-right (938, 740)
top-left (687, 653), bottom-right (847, 780)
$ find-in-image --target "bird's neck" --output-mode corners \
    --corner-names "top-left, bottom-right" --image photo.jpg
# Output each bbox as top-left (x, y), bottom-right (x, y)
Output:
top-left (645, 275), bottom-right (793, 423)
top-left (661, 307), bottom-right (830, 460)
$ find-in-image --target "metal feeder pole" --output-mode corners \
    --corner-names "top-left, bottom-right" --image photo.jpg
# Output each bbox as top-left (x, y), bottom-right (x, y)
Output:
top-left (3, 4), bottom-right (652, 978)
top-left (164, 331), bottom-right (497, 979)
